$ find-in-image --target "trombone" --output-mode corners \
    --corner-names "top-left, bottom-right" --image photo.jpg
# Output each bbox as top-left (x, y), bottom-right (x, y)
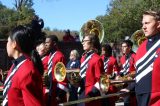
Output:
top-left (99, 73), bottom-right (135, 93)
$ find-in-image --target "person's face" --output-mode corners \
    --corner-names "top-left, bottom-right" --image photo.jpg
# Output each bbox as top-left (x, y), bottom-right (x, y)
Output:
top-left (6, 37), bottom-right (16, 58)
top-left (142, 15), bottom-right (160, 37)
top-left (82, 36), bottom-right (92, 51)
top-left (101, 47), bottom-right (106, 55)
top-left (36, 43), bottom-right (46, 56)
top-left (121, 43), bottom-right (131, 55)
top-left (45, 38), bottom-right (52, 52)
top-left (69, 51), bottom-right (76, 60)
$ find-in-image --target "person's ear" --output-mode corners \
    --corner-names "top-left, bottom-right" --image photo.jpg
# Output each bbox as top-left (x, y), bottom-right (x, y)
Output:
top-left (12, 41), bottom-right (17, 49)
top-left (157, 21), bottom-right (160, 28)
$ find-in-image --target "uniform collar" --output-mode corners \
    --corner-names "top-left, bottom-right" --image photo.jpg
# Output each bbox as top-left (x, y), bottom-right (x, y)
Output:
top-left (148, 33), bottom-right (160, 42)
top-left (104, 56), bottom-right (109, 61)
top-left (12, 55), bottom-right (26, 66)
top-left (83, 50), bottom-right (94, 57)
top-left (146, 33), bottom-right (160, 51)
top-left (50, 49), bottom-right (56, 54)
top-left (125, 51), bottom-right (134, 59)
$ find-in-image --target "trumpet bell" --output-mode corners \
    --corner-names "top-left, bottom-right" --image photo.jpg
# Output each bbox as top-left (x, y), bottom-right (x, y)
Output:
top-left (99, 74), bottom-right (110, 92)
top-left (66, 69), bottom-right (81, 87)
top-left (79, 19), bottom-right (104, 43)
top-left (54, 62), bottom-right (66, 82)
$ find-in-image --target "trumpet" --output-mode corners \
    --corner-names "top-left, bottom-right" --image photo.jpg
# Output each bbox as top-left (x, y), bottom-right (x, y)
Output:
top-left (99, 73), bottom-right (135, 93)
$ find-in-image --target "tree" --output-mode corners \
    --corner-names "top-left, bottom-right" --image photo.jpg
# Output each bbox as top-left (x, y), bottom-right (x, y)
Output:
top-left (14, 0), bottom-right (34, 11)
top-left (0, 3), bottom-right (18, 38)
top-left (96, 0), bottom-right (160, 43)
top-left (0, 1), bottom-right (35, 39)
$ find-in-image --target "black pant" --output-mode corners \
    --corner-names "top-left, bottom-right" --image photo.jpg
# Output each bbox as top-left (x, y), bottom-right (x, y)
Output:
top-left (136, 93), bottom-right (150, 106)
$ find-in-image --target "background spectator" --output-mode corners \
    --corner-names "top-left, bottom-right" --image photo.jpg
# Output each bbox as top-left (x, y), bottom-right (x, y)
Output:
top-left (63, 29), bottom-right (75, 42)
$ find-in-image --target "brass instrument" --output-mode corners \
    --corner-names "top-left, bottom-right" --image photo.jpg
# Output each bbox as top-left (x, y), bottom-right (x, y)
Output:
top-left (99, 73), bottom-right (135, 92)
top-left (79, 19), bottom-right (104, 43)
top-left (54, 62), bottom-right (66, 82)
top-left (99, 74), bottom-right (110, 93)
top-left (117, 71), bottom-right (135, 81)
top-left (43, 71), bottom-right (49, 86)
top-left (66, 69), bottom-right (80, 87)
top-left (131, 29), bottom-right (147, 52)
top-left (54, 62), bottom-right (81, 86)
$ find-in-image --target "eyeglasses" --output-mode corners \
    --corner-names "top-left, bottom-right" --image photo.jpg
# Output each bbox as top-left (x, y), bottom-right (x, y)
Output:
top-left (82, 40), bottom-right (90, 42)
top-left (122, 46), bottom-right (128, 48)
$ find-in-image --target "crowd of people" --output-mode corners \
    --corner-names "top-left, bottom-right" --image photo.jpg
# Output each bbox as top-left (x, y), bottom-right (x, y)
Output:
top-left (0, 9), bottom-right (160, 106)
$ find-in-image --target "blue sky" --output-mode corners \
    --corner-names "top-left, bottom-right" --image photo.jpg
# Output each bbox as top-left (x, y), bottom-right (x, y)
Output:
top-left (1, 0), bottom-right (111, 31)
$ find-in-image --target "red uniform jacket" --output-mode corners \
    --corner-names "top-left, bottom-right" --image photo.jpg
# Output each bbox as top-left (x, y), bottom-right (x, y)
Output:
top-left (101, 55), bottom-right (119, 75)
top-left (120, 52), bottom-right (136, 75)
top-left (135, 38), bottom-right (160, 106)
top-left (81, 53), bottom-right (104, 106)
top-left (101, 55), bottom-right (119, 106)
top-left (7, 57), bottom-right (44, 106)
top-left (150, 48), bottom-right (160, 106)
top-left (42, 50), bottom-right (68, 105)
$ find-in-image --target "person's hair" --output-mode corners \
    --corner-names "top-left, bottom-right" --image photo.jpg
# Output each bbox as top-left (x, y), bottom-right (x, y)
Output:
top-left (46, 35), bottom-right (59, 44)
top-left (9, 25), bottom-right (44, 75)
top-left (101, 43), bottom-right (112, 56)
top-left (83, 34), bottom-right (101, 53)
top-left (71, 49), bottom-right (79, 59)
top-left (121, 40), bottom-right (133, 48)
top-left (65, 29), bottom-right (70, 34)
top-left (35, 32), bottom-right (46, 46)
top-left (143, 10), bottom-right (160, 21)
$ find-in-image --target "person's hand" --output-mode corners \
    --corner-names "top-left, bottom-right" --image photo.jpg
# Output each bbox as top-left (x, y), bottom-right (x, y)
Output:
top-left (120, 88), bottom-right (130, 92)
top-left (56, 96), bottom-right (61, 102)
top-left (66, 91), bottom-right (70, 102)
top-left (115, 75), bottom-right (121, 80)
top-left (119, 88), bottom-right (130, 97)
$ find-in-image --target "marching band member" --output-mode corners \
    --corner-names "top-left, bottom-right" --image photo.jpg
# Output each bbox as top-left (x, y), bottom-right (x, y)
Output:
top-left (119, 40), bottom-right (136, 78)
top-left (101, 43), bottom-right (120, 78)
top-left (118, 40), bottom-right (136, 106)
top-left (3, 25), bottom-right (44, 106)
top-left (79, 34), bottom-right (104, 106)
top-left (36, 32), bottom-right (47, 58)
top-left (135, 10), bottom-right (160, 106)
top-left (43, 35), bottom-right (68, 106)
top-left (35, 33), bottom-right (50, 105)
top-left (101, 43), bottom-right (120, 106)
